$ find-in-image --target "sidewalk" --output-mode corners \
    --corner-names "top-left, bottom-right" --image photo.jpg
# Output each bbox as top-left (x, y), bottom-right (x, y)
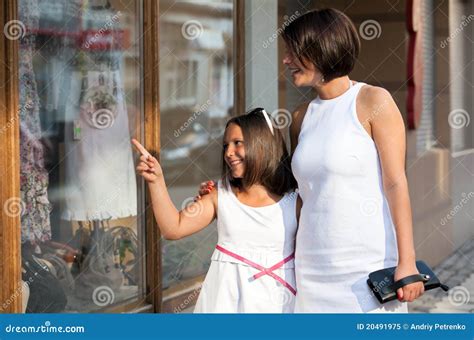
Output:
top-left (409, 237), bottom-right (474, 313)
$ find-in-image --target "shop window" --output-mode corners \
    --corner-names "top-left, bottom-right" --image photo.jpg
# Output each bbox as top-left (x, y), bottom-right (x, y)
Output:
top-left (159, 0), bottom-right (234, 311)
top-left (18, 0), bottom-right (145, 312)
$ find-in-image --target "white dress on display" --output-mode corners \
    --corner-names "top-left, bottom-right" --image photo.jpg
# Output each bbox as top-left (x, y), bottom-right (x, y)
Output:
top-left (61, 4), bottom-right (136, 221)
top-left (194, 180), bottom-right (298, 313)
top-left (291, 81), bottom-right (408, 313)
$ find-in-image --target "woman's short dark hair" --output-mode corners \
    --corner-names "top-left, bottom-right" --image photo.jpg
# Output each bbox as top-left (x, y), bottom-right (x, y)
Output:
top-left (221, 108), bottom-right (296, 196)
top-left (282, 8), bottom-right (360, 82)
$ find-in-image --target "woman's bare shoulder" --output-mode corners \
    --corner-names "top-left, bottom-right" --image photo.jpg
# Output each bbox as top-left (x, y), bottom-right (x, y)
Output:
top-left (358, 84), bottom-right (394, 109)
top-left (357, 84), bottom-right (399, 126)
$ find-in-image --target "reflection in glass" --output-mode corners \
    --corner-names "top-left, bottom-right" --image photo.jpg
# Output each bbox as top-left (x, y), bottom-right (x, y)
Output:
top-left (19, 0), bottom-right (144, 312)
top-left (159, 0), bottom-right (234, 306)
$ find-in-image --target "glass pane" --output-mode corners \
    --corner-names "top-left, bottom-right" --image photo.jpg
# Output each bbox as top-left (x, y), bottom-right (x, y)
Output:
top-left (159, 0), bottom-right (234, 306)
top-left (18, 0), bottom-right (144, 312)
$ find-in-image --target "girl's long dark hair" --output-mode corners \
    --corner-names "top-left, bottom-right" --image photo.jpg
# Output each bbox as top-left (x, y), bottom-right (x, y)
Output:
top-left (221, 108), bottom-right (297, 196)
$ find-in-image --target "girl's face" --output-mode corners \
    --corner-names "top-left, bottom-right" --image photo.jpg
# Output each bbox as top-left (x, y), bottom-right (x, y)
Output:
top-left (283, 46), bottom-right (323, 87)
top-left (223, 123), bottom-right (245, 178)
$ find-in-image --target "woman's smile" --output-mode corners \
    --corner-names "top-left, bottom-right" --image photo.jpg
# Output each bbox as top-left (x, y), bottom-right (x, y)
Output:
top-left (289, 67), bottom-right (302, 75)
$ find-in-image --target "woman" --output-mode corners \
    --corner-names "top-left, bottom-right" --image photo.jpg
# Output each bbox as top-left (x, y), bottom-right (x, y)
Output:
top-left (200, 8), bottom-right (424, 313)
top-left (283, 8), bottom-right (423, 312)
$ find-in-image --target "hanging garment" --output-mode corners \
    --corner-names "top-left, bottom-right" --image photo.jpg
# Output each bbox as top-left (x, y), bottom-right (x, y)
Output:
top-left (19, 0), bottom-right (52, 243)
top-left (62, 69), bottom-right (137, 220)
top-left (61, 3), bottom-right (137, 221)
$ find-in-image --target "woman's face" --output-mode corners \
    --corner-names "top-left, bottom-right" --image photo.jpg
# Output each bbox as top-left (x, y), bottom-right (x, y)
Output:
top-left (223, 123), bottom-right (245, 178)
top-left (283, 46), bottom-right (322, 87)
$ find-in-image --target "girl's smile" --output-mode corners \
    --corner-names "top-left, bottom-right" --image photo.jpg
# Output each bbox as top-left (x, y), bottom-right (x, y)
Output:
top-left (224, 123), bottom-right (245, 178)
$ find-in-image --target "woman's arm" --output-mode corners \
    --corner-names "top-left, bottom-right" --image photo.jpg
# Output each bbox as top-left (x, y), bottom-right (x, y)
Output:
top-left (132, 139), bottom-right (217, 240)
top-left (358, 87), bottom-right (424, 303)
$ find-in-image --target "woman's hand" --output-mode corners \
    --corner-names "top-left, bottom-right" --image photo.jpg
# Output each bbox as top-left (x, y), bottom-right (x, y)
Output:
top-left (195, 181), bottom-right (217, 201)
top-left (394, 262), bottom-right (425, 302)
top-left (132, 139), bottom-right (163, 184)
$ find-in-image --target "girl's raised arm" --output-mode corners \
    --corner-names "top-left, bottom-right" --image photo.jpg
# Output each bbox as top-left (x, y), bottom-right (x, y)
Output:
top-left (132, 139), bottom-right (217, 240)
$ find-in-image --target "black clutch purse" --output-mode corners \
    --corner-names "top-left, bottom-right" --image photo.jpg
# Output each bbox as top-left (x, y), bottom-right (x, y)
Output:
top-left (367, 260), bottom-right (449, 304)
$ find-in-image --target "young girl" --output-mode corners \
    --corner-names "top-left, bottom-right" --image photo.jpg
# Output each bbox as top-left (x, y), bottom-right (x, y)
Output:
top-left (132, 108), bottom-right (300, 313)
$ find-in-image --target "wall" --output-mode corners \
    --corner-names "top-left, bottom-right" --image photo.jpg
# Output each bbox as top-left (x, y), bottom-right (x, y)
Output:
top-left (244, 0), bottom-right (279, 113)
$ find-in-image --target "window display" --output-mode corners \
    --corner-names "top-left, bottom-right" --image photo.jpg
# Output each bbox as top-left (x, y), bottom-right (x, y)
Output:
top-left (18, 0), bottom-right (144, 313)
top-left (19, 0), bottom-right (52, 245)
top-left (61, 1), bottom-right (137, 222)
top-left (158, 0), bottom-right (235, 304)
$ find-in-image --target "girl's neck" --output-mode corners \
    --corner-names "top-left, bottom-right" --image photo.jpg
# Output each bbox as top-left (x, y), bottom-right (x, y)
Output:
top-left (234, 183), bottom-right (282, 206)
top-left (313, 75), bottom-right (351, 100)
top-left (238, 183), bottom-right (268, 195)
top-left (233, 182), bottom-right (277, 198)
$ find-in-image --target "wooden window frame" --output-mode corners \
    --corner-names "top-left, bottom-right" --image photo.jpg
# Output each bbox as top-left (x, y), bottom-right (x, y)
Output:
top-left (0, 0), bottom-right (21, 315)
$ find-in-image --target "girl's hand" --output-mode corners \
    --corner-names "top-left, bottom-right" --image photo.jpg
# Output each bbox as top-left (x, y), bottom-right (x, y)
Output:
top-left (394, 262), bottom-right (425, 302)
top-left (132, 139), bottom-right (163, 184)
top-left (195, 180), bottom-right (217, 201)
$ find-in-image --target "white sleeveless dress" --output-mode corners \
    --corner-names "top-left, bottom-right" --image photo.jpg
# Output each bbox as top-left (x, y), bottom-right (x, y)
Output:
top-left (194, 180), bottom-right (298, 313)
top-left (291, 81), bottom-right (408, 313)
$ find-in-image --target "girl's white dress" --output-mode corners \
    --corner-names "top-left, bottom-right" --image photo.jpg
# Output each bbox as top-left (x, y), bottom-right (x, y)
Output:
top-left (194, 180), bottom-right (298, 313)
top-left (291, 81), bottom-right (408, 313)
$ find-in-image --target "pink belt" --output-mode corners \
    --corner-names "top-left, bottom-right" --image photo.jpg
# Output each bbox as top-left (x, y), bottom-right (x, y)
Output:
top-left (215, 245), bottom-right (296, 295)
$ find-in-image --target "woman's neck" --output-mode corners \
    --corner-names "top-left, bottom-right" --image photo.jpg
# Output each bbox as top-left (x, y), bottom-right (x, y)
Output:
top-left (314, 75), bottom-right (351, 100)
